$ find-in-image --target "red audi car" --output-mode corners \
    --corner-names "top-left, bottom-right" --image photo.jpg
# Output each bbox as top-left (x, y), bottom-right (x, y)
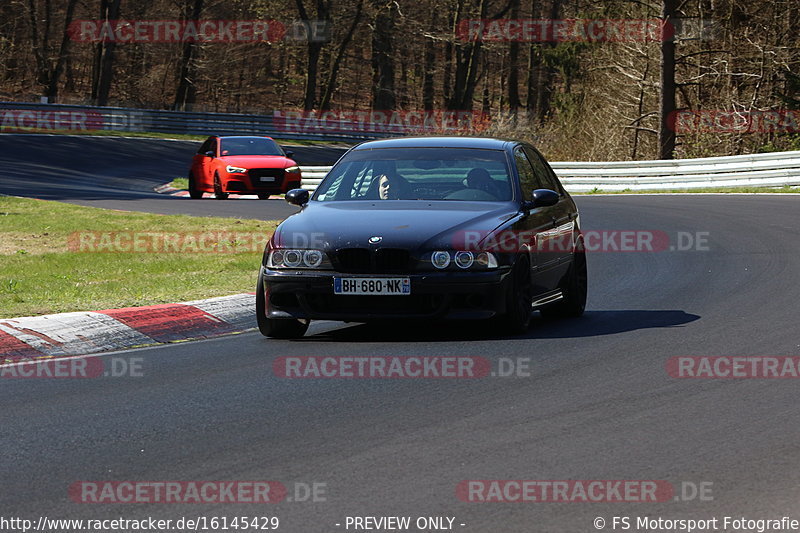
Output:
top-left (187, 135), bottom-right (302, 199)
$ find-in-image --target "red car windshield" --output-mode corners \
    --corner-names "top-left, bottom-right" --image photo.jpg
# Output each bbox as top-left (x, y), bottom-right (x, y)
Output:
top-left (219, 137), bottom-right (283, 156)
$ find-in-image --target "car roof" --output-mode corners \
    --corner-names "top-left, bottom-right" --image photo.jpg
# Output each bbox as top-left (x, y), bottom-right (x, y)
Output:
top-left (351, 136), bottom-right (515, 151)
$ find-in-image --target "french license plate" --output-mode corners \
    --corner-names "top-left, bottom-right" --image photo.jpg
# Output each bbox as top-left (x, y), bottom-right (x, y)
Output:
top-left (334, 277), bottom-right (411, 296)
top-left (259, 176), bottom-right (276, 182)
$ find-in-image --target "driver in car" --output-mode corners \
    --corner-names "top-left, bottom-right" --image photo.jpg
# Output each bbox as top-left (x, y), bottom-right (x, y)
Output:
top-left (378, 174), bottom-right (394, 199)
top-left (372, 173), bottom-right (409, 200)
top-left (465, 168), bottom-right (499, 197)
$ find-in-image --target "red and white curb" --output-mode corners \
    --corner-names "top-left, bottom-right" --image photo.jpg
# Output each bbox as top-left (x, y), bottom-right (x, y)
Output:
top-left (0, 293), bottom-right (255, 363)
top-left (154, 183), bottom-right (282, 200)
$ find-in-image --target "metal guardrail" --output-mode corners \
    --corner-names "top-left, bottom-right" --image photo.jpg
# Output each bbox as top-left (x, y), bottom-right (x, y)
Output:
top-left (0, 101), bottom-right (388, 142)
top-left (301, 150), bottom-right (800, 192)
top-left (2, 101), bottom-right (798, 191)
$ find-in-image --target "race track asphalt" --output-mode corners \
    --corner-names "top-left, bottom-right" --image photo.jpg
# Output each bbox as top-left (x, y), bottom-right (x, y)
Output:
top-left (2, 138), bottom-right (799, 533)
top-left (0, 134), bottom-right (349, 220)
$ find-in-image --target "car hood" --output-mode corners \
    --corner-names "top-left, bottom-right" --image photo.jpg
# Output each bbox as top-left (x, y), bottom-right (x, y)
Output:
top-left (274, 201), bottom-right (519, 251)
top-left (220, 155), bottom-right (294, 168)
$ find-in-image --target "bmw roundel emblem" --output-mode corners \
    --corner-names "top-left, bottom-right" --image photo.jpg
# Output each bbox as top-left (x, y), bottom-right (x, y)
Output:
top-left (368, 236), bottom-right (382, 244)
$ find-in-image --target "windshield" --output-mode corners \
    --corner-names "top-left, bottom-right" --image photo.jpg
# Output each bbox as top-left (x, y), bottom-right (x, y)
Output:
top-left (313, 147), bottom-right (512, 202)
top-left (219, 137), bottom-right (283, 156)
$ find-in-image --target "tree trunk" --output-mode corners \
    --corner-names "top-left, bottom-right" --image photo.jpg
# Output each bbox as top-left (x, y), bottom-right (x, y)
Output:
top-left (90, 0), bottom-right (106, 103)
top-left (305, 43), bottom-right (323, 110)
top-left (46, 0), bottom-right (79, 102)
top-left (532, 0), bottom-right (559, 122)
top-left (173, 0), bottom-right (204, 111)
top-left (94, 0), bottom-right (122, 106)
top-left (371, 0), bottom-right (397, 110)
top-left (525, 0), bottom-right (540, 118)
top-left (320, 0), bottom-right (364, 111)
top-left (658, 0), bottom-right (678, 159)
top-left (507, 0), bottom-right (521, 113)
top-left (296, 0), bottom-right (331, 111)
top-left (447, 0), bottom-right (486, 110)
top-left (422, 12), bottom-right (437, 111)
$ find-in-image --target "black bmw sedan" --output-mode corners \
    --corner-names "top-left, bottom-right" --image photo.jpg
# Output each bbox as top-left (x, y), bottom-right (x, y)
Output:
top-left (256, 137), bottom-right (587, 338)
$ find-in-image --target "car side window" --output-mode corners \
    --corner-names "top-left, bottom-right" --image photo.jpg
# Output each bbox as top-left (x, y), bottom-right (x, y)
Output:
top-left (514, 147), bottom-right (538, 200)
top-left (315, 162), bottom-right (371, 201)
top-left (524, 146), bottom-right (560, 192)
top-left (197, 138), bottom-right (214, 156)
top-left (351, 165), bottom-right (374, 198)
top-left (315, 164), bottom-right (349, 201)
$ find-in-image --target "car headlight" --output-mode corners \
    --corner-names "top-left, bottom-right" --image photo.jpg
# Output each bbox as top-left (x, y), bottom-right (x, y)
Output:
top-left (454, 251), bottom-right (474, 269)
top-left (267, 249), bottom-right (331, 270)
top-left (428, 251), bottom-right (497, 270)
top-left (303, 249), bottom-right (323, 268)
top-left (431, 251), bottom-right (451, 269)
top-left (283, 249), bottom-right (302, 268)
top-left (226, 165), bottom-right (247, 174)
top-left (285, 165), bottom-right (300, 173)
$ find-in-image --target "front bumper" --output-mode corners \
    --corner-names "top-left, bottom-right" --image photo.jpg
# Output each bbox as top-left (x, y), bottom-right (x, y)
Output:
top-left (222, 171), bottom-right (301, 193)
top-left (261, 267), bottom-right (513, 321)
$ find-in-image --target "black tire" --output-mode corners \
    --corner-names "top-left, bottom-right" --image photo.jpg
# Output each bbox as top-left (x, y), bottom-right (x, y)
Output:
top-left (540, 241), bottom-right (587, 319)
top-left (213, 173), bottom-right (229, 200)
top-left (258, 193), bottom-right (271, 200)
top-left (188, 173), bottom-right (203, 199)
top-left (495, 255), bottom-right (533, 335)
top-left (256, 275), bottom-right (309, 339)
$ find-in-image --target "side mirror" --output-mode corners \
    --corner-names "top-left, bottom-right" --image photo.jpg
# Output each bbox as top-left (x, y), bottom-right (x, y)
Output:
top-left (285, 150), bottom-right (295, 159)
top-left (531, 189), bottom-right (559, 208)
top-left (285, 188), bottom-right (310, 206)
top-left (204, 151), bottom-right (214, 158)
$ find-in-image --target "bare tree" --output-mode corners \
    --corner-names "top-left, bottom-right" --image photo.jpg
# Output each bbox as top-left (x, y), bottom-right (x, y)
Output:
top-left (25, 0), bottom-right (79, 102)
top-left (91, 0), bottom-right (122, 106)
top-left (658, 0), bottom-right (677, 159)
top-left (296, 0), bottom-right (331, 111)
top-left (506, 0), bottom-right (521, 113)
top-left (173, 0), bottom-right (204, 111)
top-left (320, 0), bottom-right (364, 110)
top-left (371, 0), bottom-right (397, 110)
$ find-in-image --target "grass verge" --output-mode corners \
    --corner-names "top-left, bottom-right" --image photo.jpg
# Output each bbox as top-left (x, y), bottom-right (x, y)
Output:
top-left (0, 196), bottom-right (278, 318)
top-left (169, 177), bottom-right (189, 190)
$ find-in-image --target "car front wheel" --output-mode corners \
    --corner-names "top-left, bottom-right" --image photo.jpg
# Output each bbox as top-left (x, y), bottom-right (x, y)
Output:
top-left (256, 275), bottom-right (309, 339)
top-left (213, 172), bottom-right (229, 200)
top-left (495, 255), bottom-right (533, 335)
